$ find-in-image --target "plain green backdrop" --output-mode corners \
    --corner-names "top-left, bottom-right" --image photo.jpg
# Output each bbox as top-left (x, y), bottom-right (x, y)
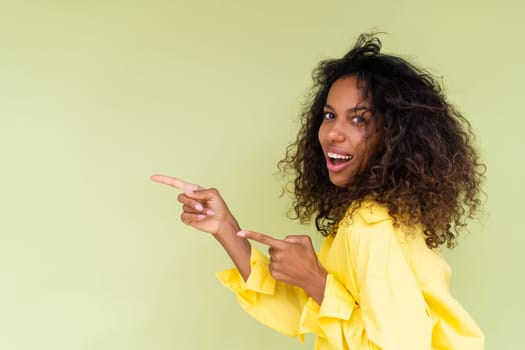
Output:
top-left (1, 1), bottom-right (523, 349)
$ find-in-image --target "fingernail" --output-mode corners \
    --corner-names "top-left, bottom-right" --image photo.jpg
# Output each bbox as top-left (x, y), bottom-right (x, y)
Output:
top-left (236, 231), bottom-right (246, 238)
top-left (195, 203), bottom-right (203, 211)
top-left (205, 209), bottom-right (215, 216)
top-left (197, 214), bottom-right (206, 220)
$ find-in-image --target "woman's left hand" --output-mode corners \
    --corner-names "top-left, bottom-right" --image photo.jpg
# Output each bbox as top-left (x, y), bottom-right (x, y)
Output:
top-left (238, 230), bottom-right (327, 304)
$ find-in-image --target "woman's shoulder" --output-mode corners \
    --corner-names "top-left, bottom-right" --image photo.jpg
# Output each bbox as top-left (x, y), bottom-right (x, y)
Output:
top-left (337, 200), bottom-right (430, 256)
top-left (339, 200), bottom-right (425, 243)
top-left (344, 199), bottom-right (392, 225)
top-left (333, 200), bottom-right (395, 242)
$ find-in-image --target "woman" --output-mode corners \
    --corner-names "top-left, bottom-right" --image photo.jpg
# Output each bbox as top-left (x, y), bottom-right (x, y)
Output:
top-left (152, 34), bottom-right (485, 349)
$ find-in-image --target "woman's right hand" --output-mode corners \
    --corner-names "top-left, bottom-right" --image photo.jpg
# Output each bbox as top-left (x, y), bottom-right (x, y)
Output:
top-left (150, 174), bottom-right (240, 238)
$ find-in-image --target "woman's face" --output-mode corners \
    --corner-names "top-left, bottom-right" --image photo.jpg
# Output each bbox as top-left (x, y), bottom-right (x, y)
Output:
top-left (318, 76), bottom-right (381, 188)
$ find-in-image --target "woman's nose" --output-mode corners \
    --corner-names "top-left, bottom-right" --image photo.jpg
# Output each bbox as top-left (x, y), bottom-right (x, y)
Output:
top-left (327, 121), bottom-right (345, 142)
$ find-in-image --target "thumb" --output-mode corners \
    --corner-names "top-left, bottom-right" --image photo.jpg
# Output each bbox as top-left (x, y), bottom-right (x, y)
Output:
top-left (284, 235), bottom-right (312, 245)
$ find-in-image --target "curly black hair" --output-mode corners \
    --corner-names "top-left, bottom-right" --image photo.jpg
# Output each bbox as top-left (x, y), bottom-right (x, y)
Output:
top-left (279, 33), bottom-right (485, 248)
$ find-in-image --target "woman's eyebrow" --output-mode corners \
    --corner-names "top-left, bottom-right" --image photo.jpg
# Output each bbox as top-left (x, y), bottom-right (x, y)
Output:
top-left (324, 103), bottom-right (369, 113)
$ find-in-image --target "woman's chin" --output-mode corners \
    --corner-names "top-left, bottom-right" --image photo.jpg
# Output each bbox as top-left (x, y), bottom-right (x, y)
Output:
top-left (328, 174), bottom-right (352, 188)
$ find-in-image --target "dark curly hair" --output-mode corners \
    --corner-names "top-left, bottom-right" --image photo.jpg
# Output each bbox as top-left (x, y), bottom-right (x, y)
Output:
top-left (279, 33), bottom-right (485, 248)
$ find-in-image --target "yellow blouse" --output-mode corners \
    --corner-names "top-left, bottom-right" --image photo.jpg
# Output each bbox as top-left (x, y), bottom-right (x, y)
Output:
top-left (216, 201), bottom-right (484, 349)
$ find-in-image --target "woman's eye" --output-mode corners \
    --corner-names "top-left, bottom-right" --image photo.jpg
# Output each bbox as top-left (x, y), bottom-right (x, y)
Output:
top-left (351, 115), bottom-right (366, 125)
top-left (323, 112), bottom-right (335, 120)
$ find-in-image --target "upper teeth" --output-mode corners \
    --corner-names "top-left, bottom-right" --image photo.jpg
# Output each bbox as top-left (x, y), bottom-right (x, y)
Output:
top-left (327, 152), bottom-right (352, 160)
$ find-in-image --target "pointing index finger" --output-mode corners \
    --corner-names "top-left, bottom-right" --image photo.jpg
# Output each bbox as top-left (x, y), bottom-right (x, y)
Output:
top-left (150, 174), bottom-right (203, 192)
top-left (238, 230), bottom-right (284, 248)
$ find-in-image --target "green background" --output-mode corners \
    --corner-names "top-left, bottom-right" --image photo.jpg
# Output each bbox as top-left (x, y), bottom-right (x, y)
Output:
top-left (1, 1), bottom-right (523, 349)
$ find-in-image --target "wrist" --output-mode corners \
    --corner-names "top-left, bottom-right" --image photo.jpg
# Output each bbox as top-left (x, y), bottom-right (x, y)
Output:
top-left (214, 217), bottom-right (241, 241)
top-left (303, 265), bottom-right (328, 304)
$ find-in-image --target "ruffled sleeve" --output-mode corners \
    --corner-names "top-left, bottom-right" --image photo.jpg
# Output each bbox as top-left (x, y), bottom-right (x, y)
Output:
top-left (299, 274), bottom-right (361, 348)
top-left (216, 248), bottom-right (309, 338)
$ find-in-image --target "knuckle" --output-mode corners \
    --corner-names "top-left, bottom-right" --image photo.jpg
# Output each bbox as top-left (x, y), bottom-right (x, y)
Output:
top-left (269, 265), bottom-right (278, 278)
top-left (271, 271), bottom-right (284, 282)
top-left (184, 204), bottom-right (196, 213)
top-left (300, 235), bottom-right (311, 243)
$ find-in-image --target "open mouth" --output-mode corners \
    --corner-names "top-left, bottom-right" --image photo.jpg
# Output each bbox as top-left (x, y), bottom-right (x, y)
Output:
top-left (327, 151), bottom-right (353, 166)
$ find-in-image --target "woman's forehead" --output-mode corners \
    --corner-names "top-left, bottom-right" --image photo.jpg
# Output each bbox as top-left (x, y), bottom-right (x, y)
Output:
top-left (326, 76), bottom-right (371, 108)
